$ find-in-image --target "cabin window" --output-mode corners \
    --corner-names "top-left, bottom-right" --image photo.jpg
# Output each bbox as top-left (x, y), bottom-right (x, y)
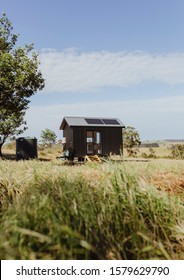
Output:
top-left (86, 131), bottom-right (93, 143)
top-left (86, 131), bottom-right (102, 155)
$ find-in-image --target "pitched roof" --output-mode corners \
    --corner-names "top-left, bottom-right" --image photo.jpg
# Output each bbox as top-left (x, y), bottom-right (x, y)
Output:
top-left (60, 116), bottom-right (125, 129)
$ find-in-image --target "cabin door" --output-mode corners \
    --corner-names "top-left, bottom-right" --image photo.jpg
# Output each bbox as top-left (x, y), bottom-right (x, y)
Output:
top-left (86, 131), bottom-right (102, 155)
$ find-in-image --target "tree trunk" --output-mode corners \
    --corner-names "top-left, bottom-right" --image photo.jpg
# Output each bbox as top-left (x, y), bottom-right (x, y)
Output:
top-left (0, 142), bottom-right (3, 158)
top-left (0, 136), bottom-right (5, 158)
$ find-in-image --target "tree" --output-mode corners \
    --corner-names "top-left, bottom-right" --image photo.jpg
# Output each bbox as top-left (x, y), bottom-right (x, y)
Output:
top-left (0, 13), bottom-right (45, 157)
top-left (123, 126), bottom-right (141, 157)
top-left (40, 128), bottom-right (57, 148)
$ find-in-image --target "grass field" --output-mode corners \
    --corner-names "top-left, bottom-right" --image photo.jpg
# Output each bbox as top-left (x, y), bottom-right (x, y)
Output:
top-left (0, 150), bottom-right (184, 259)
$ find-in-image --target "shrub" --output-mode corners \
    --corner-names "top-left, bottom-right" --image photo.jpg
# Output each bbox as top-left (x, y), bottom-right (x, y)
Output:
top-left (170, 144), bottom-right (184, 159)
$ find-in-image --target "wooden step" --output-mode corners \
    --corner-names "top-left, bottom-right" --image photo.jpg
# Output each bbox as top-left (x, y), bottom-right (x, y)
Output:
top-left (84, 155), bottom-right (102, 163)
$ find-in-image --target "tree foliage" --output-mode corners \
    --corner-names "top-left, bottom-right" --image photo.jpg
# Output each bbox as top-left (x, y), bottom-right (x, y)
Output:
top-left (40, 128), bottom-right (57, 148)
top-left (0, 13), bottom-right (45, 156)
top-left (123, 126), bottom-right (141, 157)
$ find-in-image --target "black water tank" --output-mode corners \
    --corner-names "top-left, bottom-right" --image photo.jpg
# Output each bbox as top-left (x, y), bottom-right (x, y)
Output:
top-left (16, 138), bottom-right (38, 160)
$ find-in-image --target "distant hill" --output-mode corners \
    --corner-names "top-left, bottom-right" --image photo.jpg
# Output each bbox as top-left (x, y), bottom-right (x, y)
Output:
top-left (164, 139), bottom-right (184, 143)
top-left (142, 139), bottom-right (184, 144)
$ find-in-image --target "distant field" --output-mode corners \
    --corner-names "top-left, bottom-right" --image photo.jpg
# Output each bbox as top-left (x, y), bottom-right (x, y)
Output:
top-left (138, 144), bottom-right (171, 157)
top-left (1, 141), bottom-right (177, 160)
top-left (0, 156), bottom-right (184, 260)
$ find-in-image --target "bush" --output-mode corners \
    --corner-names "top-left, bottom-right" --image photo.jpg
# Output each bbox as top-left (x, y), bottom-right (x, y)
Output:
top-left (141, 148), bottom-right (157, 159)
top-left (170, 144), bottom-right (184, 159)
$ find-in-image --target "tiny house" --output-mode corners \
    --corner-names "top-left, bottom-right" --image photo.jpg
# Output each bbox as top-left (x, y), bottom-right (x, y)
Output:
top-left (60, 116), bottom-right (125, 158)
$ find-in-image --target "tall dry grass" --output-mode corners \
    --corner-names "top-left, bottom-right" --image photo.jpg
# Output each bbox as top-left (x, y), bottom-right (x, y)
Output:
top-left (0, 159), bottom-right (184, 259)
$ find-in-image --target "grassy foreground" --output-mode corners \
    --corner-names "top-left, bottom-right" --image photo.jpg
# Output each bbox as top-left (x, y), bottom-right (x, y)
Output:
top-left (0, 159), bottom-right (184, 259)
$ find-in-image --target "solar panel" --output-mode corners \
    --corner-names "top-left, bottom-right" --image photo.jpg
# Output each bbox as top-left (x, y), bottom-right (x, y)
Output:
top-left (85, 118), bottom-right (104, 125)
top-left (102, 119), bottom-right (120, 125)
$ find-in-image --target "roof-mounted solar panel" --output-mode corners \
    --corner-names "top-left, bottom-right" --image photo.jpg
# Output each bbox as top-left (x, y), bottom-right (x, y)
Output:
top-left (85, 118), bottom-right (104, 125)
top-left (102, 119), bottom-right (120, 125)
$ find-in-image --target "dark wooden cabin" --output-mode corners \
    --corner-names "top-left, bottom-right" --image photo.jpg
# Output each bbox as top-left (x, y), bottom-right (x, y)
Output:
top-left (60, 116), bottom-right (125, 158)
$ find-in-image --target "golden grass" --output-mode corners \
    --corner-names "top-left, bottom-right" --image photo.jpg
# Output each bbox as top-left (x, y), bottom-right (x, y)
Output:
top-left (0, 145), bottom-right (184, 259)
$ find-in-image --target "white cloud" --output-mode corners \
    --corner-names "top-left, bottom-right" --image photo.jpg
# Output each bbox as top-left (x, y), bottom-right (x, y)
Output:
top-left (23, 95), bottom-right (184, 140)
top-left (39, 49), bottom-right (184, 93)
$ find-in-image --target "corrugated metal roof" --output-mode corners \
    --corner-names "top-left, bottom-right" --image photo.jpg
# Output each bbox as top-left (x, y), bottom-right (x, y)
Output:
top-left (60, 116), bottom-right (125, 129)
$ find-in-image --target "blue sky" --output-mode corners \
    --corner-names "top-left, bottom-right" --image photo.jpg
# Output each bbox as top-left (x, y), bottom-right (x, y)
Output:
top-left (1, 0), bottom-right (184, 140)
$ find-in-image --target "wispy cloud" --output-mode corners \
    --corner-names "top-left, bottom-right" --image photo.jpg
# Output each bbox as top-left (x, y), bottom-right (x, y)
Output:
top-left (39, 49), bottom-right (184, 93)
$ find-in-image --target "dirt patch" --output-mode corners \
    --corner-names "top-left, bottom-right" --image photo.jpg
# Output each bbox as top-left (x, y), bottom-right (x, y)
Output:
top-left (150, 172), bottom-right (184, 195)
